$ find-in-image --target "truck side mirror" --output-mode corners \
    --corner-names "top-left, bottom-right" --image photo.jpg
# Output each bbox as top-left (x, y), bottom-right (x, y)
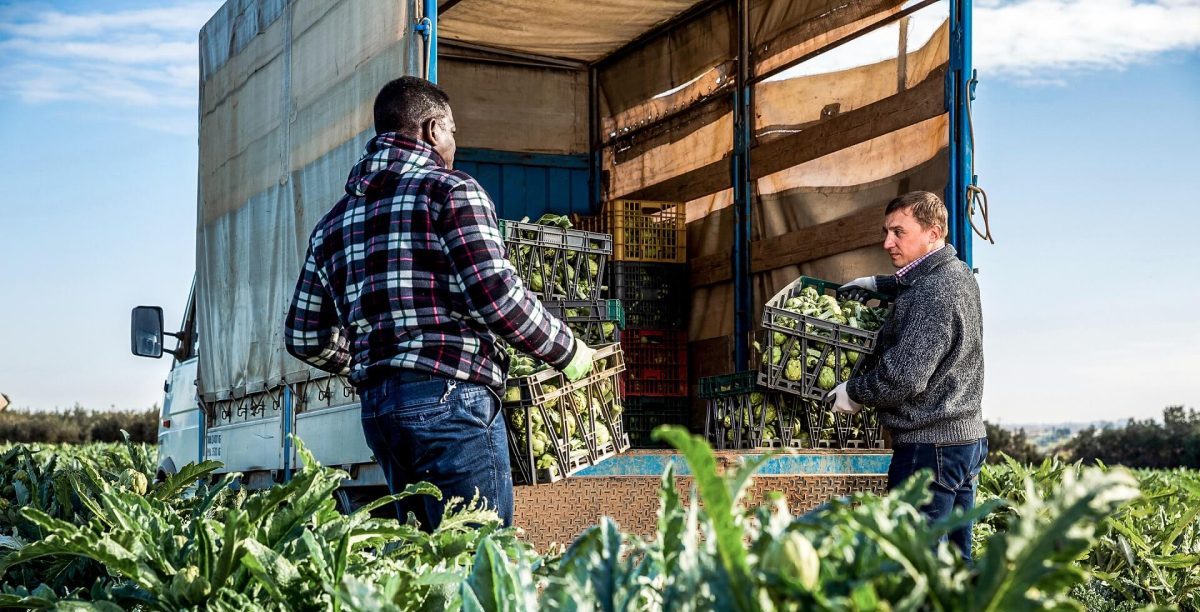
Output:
top-left (131, 306), bottom-right (165, 358)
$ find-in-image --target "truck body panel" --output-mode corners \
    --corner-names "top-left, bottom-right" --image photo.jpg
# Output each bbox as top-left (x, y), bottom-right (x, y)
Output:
top-left (155, 357), bottom-right (202, 477)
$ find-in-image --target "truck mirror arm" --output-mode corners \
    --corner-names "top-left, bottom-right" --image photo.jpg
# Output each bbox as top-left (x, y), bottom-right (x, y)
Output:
top-left (164, 330), bottom-right (192, 362)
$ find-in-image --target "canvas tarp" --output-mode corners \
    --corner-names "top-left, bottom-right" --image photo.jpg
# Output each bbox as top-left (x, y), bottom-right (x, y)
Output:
top-left (683, 11), bottom-right (951, 379)
top-left (439, 55), bottom-right (589, 154)
top-left (197, 0), bottom-right (420, 401)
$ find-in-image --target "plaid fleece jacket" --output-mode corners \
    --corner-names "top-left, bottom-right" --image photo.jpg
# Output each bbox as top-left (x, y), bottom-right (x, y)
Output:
top-left (284, 133), bottom-right (576, 391)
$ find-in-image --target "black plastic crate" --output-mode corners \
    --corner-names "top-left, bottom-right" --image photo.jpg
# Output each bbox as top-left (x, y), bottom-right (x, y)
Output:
top-left (699, 372), bottom-right (807, 450)
top-left (499, 219), bottom-right (612, 301)
top-left (801, 398), bottom-right (884, 450)
top-left (623, 396), bottom-right (691, 448)
top-left (542, 299), bottom-right (625, 345)
top-left (758, 330), bottom-right (870, 401)
top-left (609, 262), bottom-right (688, 329)
top-left (504, 343), bottom-right (630, 485)
top-left (758, 276), bottom-right (892, 400)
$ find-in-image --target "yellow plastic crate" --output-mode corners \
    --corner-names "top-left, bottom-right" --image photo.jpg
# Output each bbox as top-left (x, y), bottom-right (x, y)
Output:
top-left (581, 200), bottom-right (687, 263)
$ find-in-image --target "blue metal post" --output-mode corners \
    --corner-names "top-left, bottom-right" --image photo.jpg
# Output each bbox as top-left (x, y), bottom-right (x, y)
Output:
top-left (946, 0), bottom-right (973, 266)
top-left (197, 400), bottom-right (206, 466)
top-left (281, 386), bottom-right (293, 482)
top-left (416, 0), bottom-right (438, 82)
top-left (590, 67), bottom-right (603, 211)
top-left (732, 0), bottom-right (754, 371)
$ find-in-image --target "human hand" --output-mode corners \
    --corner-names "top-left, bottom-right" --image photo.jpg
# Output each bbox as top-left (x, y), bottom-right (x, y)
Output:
top-left (826, 382), bottom-right (864, 415)
top-left (838, 276), bottom-right (877, 301)
top-left (562, 339), bottom-right (595, 382)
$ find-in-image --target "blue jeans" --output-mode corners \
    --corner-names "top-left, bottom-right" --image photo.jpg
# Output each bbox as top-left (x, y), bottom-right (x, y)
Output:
top-left (887, 438), bottom-right (988, 563)
top-left (358, 375), bottom-right (513, 531)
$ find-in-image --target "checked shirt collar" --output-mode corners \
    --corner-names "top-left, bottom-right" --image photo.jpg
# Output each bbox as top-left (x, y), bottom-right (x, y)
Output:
top-left (896, 244), bottom-right (946, 280)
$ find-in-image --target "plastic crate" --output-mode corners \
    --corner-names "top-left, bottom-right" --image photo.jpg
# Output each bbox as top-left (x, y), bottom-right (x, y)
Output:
top-left (761, 276), bottom-right (892, 352)
top-left (576, 200), bottom-right (686, 263)
top-left (542, 299), bottom-right (625, 345)
top-left (620, 329), bottom-right (688, 397)
top-left (836, 408), bottom-right (885, 449)
top-left (699, 372), bottom-right (807, 450)
top-left (623, 396), bottom-right (691, 448)
top-left (609, 262), bottom-right (688, 329)
top-left (499, 219), bottom-right (612, 301)
top-left (801, 399), bottom-right (884, 450)
top-left (758, 330), bottom-right (871, 401)
top-left (504, 343), bottom-right (630, 485)
top-left (758, 276), bottom-right (892, 400)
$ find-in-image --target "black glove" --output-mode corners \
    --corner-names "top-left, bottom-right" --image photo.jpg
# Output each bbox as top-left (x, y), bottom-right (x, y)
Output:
top-left (837, 277), bottom-right (877, 301)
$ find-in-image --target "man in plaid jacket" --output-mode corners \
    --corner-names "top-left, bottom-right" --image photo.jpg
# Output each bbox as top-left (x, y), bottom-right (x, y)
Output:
top-left (285, 76), bottom-right (595, 530)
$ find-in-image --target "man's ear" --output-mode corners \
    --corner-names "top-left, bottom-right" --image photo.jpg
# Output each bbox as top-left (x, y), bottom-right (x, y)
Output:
top-left (421, 117), bottom-right (437, 145)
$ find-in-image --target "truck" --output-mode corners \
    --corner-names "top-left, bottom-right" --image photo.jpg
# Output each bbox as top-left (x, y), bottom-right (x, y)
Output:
top-left (132, 0), bottom-right (981, 548)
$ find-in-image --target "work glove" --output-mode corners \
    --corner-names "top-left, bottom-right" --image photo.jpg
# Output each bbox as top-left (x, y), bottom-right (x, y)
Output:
top-left (826, 382), bottom-right (864, 415)
top-left (838, 276), bottom-right (877, 302)
top-left (562, 339), bottom-right (595, 382)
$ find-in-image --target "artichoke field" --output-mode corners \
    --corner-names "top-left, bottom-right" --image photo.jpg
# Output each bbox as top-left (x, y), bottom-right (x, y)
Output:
top-left (2, 435), bottom-right (1198, 610)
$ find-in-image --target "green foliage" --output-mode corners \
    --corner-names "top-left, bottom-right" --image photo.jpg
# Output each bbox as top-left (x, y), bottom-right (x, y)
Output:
top-left (981, 455), bottom-right (1200, 611)
top-left (4, 431), bottom-right (1196, 610)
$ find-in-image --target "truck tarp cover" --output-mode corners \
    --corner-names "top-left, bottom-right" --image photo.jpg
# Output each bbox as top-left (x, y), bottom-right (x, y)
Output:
top-left (196, 0), bottom-right (420, 400)
top-left (197, 0), bottom-right (949, 399)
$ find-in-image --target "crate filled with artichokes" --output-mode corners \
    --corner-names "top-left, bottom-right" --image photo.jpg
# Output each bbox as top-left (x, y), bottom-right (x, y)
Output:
top-left (758, 276), bottom-right (891, 401)
top-left (608, 261), bottom-right (689, 329)
top-left (699, 371), bottom-right (809, 450)
top-left (541, 299), bottom-right (625, 345)
top-left (575, 199), bottom-right (686, 264)
top-left (500, 214), bottom-right (612, 301)
top-left (503, 343), bottom-right (629, 485)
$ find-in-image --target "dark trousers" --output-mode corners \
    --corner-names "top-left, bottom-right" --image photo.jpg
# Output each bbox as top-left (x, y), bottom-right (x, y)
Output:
top-left (359, 374), bottom-right (513, 531)
top-left (887, 438), bottom-right (988, 563)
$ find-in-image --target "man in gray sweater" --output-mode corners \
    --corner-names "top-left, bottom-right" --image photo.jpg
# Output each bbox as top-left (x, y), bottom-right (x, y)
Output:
top-left (829, 190), bottom-right (986, 562)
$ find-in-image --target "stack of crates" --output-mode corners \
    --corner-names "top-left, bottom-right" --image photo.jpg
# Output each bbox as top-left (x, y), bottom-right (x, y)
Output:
top-left (498, 219), bottom-right (630, 483)
top-left (578, 200), bottom-right (689, 447)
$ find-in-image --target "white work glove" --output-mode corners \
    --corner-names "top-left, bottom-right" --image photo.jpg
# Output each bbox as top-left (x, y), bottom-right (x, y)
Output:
top-left (826, 382), bottom-right (864, 415)
top-left (561, 339), bottom-right (595, 382)
top-left (838, 276), bottom-right (877, 301)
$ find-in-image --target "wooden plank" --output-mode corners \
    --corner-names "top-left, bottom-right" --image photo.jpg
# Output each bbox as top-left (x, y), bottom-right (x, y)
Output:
top-left (749, 204), bottom-right (885, 277)
top-left (690, 203), bottom-right (885, 288)
top-left (622, 67), bottom-right (945, 203)
top-left (747, 66), bottom-right (946, 182)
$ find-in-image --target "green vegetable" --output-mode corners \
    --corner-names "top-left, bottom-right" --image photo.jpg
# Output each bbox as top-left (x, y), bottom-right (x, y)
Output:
top-left (784, 358), bottom-right (804, 381)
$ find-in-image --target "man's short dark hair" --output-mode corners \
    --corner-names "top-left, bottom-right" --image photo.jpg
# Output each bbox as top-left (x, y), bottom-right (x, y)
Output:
top-left (373, 76), bottom-right (451, 136)
top-left (886, 191), bottom-right (948, 236)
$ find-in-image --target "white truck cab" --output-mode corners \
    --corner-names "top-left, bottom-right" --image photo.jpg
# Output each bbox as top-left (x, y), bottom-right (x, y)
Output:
top-left (131, 294), bottom-right (202, 481)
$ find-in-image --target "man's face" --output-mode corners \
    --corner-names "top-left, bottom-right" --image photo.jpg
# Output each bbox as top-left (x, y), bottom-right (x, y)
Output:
top-left (882, 207), bottom-right (942, 268)
top-left (424, 107), bottom-right (457, 169)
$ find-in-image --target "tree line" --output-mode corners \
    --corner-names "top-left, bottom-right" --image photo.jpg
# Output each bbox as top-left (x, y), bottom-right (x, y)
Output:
top-left (0, 405), bottom-right (157, 444)
top-left (987, 405), bottom-right (1200, 469)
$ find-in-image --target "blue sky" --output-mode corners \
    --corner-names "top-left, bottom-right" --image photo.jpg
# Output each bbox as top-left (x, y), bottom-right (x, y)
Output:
top-left (1, 0), bottom-right (1198, 425)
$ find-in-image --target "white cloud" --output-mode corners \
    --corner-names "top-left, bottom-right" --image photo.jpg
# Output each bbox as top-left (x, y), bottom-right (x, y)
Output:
top-left (976, 0), bottom-right (1200, 78)
top-left (772, 0), bottom-right (1200, 82)
top-left (0, 1), bottom-right (221, 133)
